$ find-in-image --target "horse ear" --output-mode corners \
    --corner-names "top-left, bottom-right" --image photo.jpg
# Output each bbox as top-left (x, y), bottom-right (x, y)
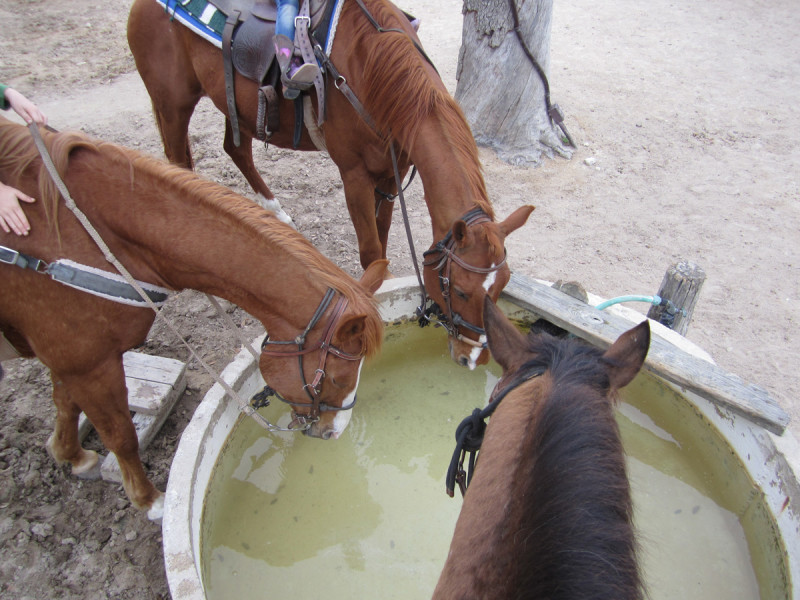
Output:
top-left (335, 315), bottom-right (367, 344)
top-left (499, 205), bottom-right (535, 237)
top-left (360, 259), bottom-right (390, 294)
top-left (483, 296), bottom-right (528, 373)
top-left (453, 219), bottom-right (470, 247)
top-left (602, 320), bottom-right (650, 391)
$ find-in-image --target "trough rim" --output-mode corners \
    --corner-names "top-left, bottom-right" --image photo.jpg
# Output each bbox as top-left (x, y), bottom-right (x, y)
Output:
top-left (162, 275), bottom-right (800, 599)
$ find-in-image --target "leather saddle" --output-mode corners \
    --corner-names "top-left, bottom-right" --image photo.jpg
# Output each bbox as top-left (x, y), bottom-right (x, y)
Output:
top-left (210, 0), bottom-right (333, 147)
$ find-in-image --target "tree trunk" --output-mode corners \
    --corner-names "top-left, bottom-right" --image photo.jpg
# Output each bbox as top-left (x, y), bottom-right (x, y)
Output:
top-left (456, 0), bottom-right (572, 165)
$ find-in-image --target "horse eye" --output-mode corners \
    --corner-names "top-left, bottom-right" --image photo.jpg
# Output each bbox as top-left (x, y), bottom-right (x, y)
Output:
top-left (454, 288), bottom-right (469, 301)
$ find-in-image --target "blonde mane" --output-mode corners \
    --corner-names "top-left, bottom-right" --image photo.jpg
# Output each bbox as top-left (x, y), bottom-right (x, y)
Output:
top-left (0, 117), bottom-right (383, 357)
top-left (344, 0), bottom-right (493, 218)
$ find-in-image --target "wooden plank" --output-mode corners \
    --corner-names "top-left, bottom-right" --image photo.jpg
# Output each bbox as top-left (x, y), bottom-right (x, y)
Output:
top-left (122, 352), bottom-right (187, 414)
top-left (502, 273), bottom-right (789, 435)
top-left (78, 353), bottom-right (187, 483)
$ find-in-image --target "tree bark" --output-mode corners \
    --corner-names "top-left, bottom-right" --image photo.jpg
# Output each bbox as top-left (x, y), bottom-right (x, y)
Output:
top-left (456, 0), bottom-right (572, 165)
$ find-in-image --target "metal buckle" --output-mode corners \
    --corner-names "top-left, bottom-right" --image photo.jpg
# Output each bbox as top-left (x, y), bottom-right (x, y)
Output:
top-left (294, 15), bottom-right (311, 29)
top-left (0, 247), bottom-right (21, 266)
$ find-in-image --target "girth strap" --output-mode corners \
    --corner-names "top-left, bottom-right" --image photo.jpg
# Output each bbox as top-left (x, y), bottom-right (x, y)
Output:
top-left (223, 10), bottom-right (242, 147)
top-left (1, 246), bottom-right (171, 307)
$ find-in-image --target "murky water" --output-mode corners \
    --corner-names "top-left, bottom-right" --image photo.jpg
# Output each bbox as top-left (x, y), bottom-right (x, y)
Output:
top-left (201, 323), bottom-right (785, 599)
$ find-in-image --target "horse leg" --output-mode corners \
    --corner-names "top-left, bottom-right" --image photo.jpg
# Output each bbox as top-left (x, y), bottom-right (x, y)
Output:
top-left (59, 360), bottom-right (163, 517)
top-left (223, 121), bottom-right (274, 199)
top-left (374, 175), bottom-right (397, 260)
top-left (153, 99), bottom-right (201, 170)
top-left (128, 0), bottom-right (202, 169)
top-left (339, 167), bottom-right (387, 271)
top-left (46, 375), bottom-right (99, 476)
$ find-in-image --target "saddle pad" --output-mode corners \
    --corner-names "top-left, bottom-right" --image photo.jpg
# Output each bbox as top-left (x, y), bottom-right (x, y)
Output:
top-left (156, 0), bottom-right (345, 54)
top-left (156, 0), bottom-right (226, 48)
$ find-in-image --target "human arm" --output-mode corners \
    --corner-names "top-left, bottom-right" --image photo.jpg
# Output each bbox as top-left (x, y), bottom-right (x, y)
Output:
top-left (1, 86), bottom-right (47, 125)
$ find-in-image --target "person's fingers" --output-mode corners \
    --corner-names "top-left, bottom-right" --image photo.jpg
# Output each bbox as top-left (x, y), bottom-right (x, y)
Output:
top-left (0, 215), bottom-right (27, 235)
top-left (16, 192), bottom-right (36, 204)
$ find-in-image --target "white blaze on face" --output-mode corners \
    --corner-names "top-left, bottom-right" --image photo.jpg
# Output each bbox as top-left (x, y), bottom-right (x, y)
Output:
top-left (463, 265), bottom-right (497, 370)
top-left (467, 335), bottom-right (487, 371)
top-left (330, 359), bottom-right (364, 439)
top-left (482, 265), bottom-right (498, 293)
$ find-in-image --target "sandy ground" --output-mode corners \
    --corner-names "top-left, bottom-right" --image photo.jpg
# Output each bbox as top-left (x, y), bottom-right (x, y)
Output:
top-left (1, 0), bottom-right (798, 598)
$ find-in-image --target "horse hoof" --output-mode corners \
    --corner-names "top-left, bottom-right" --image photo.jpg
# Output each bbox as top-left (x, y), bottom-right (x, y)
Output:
top-left (147, 492), bottom-right (165, 523)
top-left (72, 450), bottom-right (101, 479)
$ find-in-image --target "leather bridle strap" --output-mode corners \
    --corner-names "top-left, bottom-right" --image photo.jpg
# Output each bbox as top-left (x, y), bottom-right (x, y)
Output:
top-left (259, 289), bottom-right (362, 419)
top-left (422, 209), bottom-right (506, 346)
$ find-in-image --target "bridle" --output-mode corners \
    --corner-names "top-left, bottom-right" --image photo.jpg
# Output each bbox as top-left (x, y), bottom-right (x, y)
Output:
top-left (445, 362), bottom-right (546, 497)
top-left (421, 208), bottom-right (507, 349)
top-left (250, 287), bottom-right (363, 430)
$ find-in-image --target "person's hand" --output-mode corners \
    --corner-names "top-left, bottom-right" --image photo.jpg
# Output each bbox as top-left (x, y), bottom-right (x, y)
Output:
top-left (0, 182), bottom-right (35, 236)
top-left (4, 88), bottom-right (47, 125)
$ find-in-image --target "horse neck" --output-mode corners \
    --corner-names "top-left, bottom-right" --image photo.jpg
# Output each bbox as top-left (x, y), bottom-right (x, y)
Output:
top-left (407, 109), bottom-right (491, 238)
top-left (439, 377), bottom-right (642, 600)
top-left (436, 385), bottom-right (540, 598)
top-left (67, 156), bottom-right (334, 337)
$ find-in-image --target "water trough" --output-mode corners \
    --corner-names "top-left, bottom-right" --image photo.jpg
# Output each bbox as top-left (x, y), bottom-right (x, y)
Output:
top-left (163, 274), bottom-right (800, 599)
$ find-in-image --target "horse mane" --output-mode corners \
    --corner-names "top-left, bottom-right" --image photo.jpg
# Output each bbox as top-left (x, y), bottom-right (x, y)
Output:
top-left (0, 116), bottom-right (95, 231)
top-left (0, 117), bottom-right (383, 358)
top-left (509, 333), bottom-right (644, 599)
top-left (344, 0), bottom-right (493, 218)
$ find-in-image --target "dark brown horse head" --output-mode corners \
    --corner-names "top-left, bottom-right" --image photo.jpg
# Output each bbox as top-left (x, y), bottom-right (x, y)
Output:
top-left (424, 205), bottom-right (534, 370)
top-left (433, 297), bottom-right (649, 599)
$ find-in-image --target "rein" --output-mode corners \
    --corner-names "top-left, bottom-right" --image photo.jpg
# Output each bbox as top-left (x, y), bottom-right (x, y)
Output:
top-left (445, 363), bottom-right (546, 497)
top-left (506, 0), bottom-right (575, 148)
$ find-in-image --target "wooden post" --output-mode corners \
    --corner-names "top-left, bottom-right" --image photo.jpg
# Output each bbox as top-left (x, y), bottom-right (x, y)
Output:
top-left (647, 261), bottom-right (706, 335)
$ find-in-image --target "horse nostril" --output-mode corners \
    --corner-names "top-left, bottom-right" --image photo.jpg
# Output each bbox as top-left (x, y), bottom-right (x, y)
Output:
top-left (322, 429), bottom-right (334, 440)
top-left (458, 356), bottom-right (469, 367)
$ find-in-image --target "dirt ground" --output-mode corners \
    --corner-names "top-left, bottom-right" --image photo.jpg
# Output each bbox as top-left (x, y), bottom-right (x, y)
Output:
top-left (1, 0), bottom-right (798, 598)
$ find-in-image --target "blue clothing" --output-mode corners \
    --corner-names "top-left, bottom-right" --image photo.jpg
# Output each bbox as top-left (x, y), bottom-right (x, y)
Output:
top-left (276, 0), bottom-right (300, 41)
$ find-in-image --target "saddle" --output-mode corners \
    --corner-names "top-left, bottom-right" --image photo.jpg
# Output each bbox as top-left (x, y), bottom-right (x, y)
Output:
top-left (210, 0), bottom-right (334, 147)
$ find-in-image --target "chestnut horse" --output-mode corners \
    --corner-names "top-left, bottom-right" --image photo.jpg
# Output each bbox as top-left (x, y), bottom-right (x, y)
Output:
top-left (127, 0), bottom-right (534, 369)
top-left (434, 298), bottom-right (649, 599)
top-left (0, 116), bottom-right (386, 519)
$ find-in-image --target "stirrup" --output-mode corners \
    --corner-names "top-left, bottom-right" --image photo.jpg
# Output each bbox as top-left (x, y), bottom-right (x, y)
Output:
top-left (288, 62), bottom-right (319, 85)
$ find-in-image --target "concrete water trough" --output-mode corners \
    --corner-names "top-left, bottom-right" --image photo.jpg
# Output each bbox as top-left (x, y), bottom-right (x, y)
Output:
top-left (162, 275), bottom-right (800, 599)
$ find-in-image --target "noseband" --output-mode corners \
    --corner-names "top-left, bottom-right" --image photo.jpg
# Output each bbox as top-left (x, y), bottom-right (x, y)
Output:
top-left (421, 208), bottom-right (507, 349)
top-left (250, 288), bottom-right (363, 430)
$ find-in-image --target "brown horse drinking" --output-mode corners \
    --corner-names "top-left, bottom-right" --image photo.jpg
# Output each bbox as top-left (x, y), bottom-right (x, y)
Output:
top-left (433, 298), bottom-right (649, 599)
top-left (0, 117), bottom-right (386, 519)
top-left (127, 0), bottom-right (534, 369)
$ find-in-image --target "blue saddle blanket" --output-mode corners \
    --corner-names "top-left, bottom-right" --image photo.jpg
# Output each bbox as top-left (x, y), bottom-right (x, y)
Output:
top-left (154, 0), bottom-right (343, 54)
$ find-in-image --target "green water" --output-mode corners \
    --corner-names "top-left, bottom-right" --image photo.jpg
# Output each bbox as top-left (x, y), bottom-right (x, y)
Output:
top-left (201, 323), bottom-right (787, 599)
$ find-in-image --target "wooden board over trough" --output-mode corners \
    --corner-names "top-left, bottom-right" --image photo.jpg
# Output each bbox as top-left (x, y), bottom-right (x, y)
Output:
top-left (502, 273), bottom-right (790, 436)
top-left (78, 351), bottom-right (187, 482)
